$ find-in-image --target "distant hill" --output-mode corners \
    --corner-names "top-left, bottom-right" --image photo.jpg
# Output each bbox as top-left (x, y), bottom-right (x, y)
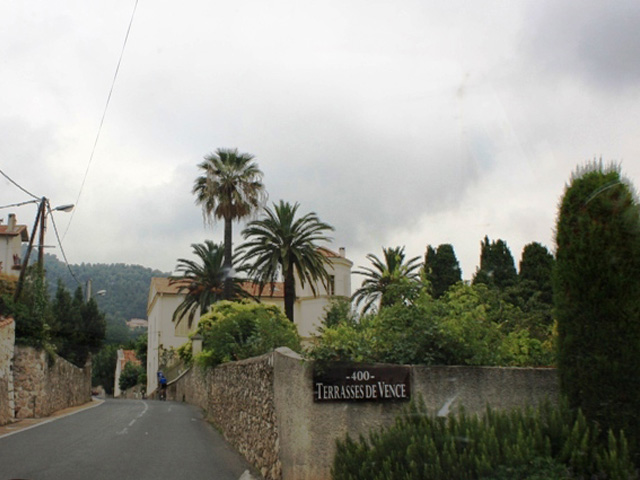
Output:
top-left (41, 253), bottom-right (169, 343)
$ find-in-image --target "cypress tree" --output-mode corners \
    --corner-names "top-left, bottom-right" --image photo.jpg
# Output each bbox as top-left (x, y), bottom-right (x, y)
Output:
top-left (554, 162), bottom-right (640, 451)
top-left (473, 236), bottom-right (517, 289)
top-left (425, 244), bottom-right (462, 298)
top-left (519, 242), bottom-right (555, 305)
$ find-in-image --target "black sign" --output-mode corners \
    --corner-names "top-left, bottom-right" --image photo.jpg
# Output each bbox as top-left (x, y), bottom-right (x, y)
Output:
top-left (313, 364), bottom-right (411, 402)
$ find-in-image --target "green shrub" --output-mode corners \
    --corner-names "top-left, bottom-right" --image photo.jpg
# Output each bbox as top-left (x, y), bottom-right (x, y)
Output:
top-left (118, 361), bottom-right (145, 391)
top-left (11, 269), bottom-right (51, 348)
top-left (332, 398), bottom-right (638, 480)
top-left (194, 301), bottom-right (301, 367)
top-left (177, 340), bottom-right (193, 365)
top-left (308, 284), bottom-right (555, 367)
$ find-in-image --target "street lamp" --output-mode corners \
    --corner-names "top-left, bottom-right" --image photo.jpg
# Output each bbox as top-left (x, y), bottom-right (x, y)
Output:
top-left (38, 199), bottom-right (74, 266)
top-left (14, 197), bottom-right (74, 300)
top-left (85, 278), bottom-right (107, 302)
top-left (52, 204), bottom-right (75, 213)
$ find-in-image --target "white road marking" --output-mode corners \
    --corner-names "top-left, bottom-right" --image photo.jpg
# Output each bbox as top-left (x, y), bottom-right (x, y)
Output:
top-left (117, 400), bottom-right (149, 434)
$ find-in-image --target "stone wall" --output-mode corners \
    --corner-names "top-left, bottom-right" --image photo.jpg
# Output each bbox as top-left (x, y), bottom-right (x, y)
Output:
top-left (0, 317), bottom-right (15, 425)
top-left (13, 346), bottom-right (91, 419)
top-left (275, 351), bottom-right (559, 480)
top-left (173, 348), bottom-right (559, 480)
top-left (121, 384), bottom-right (145, 400)
top-left (173, 353), bottom-right (281, 480)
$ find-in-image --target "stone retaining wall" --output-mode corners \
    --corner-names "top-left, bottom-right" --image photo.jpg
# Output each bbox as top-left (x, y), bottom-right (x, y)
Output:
top-left (0, 317), bottom-right (15, 425)
top-left (173, 352), bottom-right (281, 480)
top-left (121, 384), bottom-right (145, 400)
top-left (13, 346), bottom-right (91, 419)
top-left (173, 348), bottom-right (559, 480)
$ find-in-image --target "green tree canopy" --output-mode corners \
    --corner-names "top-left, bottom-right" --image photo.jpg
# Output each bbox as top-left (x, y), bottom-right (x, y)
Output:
top-left (193, 148), bottom-right (266, 299)
top-left (352, 246), bottom-right (422, 314)
top-left (518, 242), bottom-right (554, 305)
top-left (194, 301), bottom-right (301, 367)
top-left (238, 201), bottom-right (334, 322)
top-left (424, 243), bottom-right (462, 298)
top-left (554, 162), bottom-right (640, 447)
top-left (118, 361), bottom-right (145, 392)
top-left (169, 241), bottom-right (248, 327)
top-left (92, 344), bottom-right (119, 395)
top-left (472, 236), bottom-right (517, 289)
top-left (51, 285), bottom-right (106, 367)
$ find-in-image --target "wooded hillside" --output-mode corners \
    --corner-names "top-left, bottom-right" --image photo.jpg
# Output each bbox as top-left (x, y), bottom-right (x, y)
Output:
top-left (41, 253), bottom-right (169, 342)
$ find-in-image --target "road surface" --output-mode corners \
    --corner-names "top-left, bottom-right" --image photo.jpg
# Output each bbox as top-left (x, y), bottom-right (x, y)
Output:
top-left (0, 398), bottom-right (258, 480)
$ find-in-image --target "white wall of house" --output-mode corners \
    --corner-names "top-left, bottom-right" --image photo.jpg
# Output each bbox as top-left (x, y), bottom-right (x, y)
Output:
top-left (293, 252), bottom-right (352, 337)
top-left (114, 349), bottom-right (125, 398)
top-left (0, 214), bottom-right (28, 278)
top-left (145, 247), bottom-right (353, 391)
top-left (146, 279), bottom-right (196, 394)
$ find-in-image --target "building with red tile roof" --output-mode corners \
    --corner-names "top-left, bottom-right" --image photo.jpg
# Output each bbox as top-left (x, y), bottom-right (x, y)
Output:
top-left (0, 214), bottom-right (28, 277)
top-left (146, 246), bottom-right (353, 394)
top-left (114, 349), bottom-right (141, 398)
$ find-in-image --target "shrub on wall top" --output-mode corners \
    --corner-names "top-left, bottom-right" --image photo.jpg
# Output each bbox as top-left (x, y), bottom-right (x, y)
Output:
top-left (194, 301), bottom-right (301, 367)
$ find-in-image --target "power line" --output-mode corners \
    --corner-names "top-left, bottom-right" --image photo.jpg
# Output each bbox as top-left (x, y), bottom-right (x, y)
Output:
top-left (47, 203), bottom-right (82, 287)
top-left (63, 0), bottom-right (139, 239)
top-left (0, 199), bottom-right (39, 210)
top-left (0, 168), bottom-right (40, 200)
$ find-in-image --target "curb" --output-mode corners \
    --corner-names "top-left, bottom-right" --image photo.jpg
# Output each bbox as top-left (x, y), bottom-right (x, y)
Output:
top-left (0, 397), bottom-right (104, 439)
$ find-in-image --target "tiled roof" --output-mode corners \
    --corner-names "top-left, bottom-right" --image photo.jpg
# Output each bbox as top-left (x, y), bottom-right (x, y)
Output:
top-left (151, 277), bottom-right (190, 295)
top-left (317, 246), bottom-right (340, 258)
top-left (0, 225), bottom-right (28, 240)
top-left (0, 316), bottom-right (14, 329)
top-left (241, 281), bottom-right (285, 298)
top-left (150, 277), bottom-right (286, 299)
top-left (119, 349), bottom-right (141, 370)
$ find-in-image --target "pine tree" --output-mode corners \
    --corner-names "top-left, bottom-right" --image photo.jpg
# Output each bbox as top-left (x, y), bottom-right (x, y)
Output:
top-left (554, 162), bottom-right (640, 453)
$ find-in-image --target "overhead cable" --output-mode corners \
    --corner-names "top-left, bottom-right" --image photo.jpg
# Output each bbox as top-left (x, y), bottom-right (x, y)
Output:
top-left (47, 203), bottom-right (82, 286)
top-left (0, 168), bottom-right (40, 200)
top-left (63, 0), bottom-right (140, 239)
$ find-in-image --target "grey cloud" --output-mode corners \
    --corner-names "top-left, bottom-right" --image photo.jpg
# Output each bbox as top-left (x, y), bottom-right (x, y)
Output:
top-left (524, 0), bottom-right (640, 91)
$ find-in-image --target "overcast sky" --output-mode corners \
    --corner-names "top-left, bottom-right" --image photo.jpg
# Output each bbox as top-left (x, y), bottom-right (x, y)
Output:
top-left (1, 0), bottom-right (639, 283)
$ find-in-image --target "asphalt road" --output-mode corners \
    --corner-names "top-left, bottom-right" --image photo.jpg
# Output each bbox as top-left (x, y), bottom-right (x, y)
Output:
top-left (0, 399), bottom-right (258, 480)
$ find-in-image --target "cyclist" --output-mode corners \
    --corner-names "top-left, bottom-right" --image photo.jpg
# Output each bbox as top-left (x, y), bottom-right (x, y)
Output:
top-left (157, 371), bottom-right (168, 400)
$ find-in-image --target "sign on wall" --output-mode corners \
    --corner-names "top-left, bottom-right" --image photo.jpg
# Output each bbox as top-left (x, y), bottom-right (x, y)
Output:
top-left (313, 364), bottom-right (411, 402)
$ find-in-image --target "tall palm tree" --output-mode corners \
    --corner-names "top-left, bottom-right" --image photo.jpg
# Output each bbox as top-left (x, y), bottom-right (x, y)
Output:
top-left (238, 201), bottom-right (334, 322)
top-left (352, 246), bottom-right (422, 314)
top-left (193, 148), bottom-right (266, 299)
top-left (169, 241), bottom-right (247, 327)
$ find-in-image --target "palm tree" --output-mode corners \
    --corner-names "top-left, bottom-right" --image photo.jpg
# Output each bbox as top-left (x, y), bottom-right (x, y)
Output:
top-left (238, 201), bottom-right (334, 322)
top-left (352, 246), bottom-right (422, 314)
top-left (193, 148), bottom-right (266, 299)
top-left (169, 241), bottom-right (247, 327)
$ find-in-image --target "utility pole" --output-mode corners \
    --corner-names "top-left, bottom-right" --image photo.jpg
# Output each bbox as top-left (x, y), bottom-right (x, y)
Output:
top-left (13, 197), bottom-right (73, 300)
top-left (14, 198), bottom-right (45, 300)
top-left (38, 197), bottom-right (47, 270)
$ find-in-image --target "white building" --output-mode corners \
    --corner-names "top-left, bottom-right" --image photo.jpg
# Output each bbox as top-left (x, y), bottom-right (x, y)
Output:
top-left (0, 214), bottom-right (28, 278)
top-left (146, 277), bottom-right (193, 394)
top-left (146, 247), bottom-right (352, 394)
